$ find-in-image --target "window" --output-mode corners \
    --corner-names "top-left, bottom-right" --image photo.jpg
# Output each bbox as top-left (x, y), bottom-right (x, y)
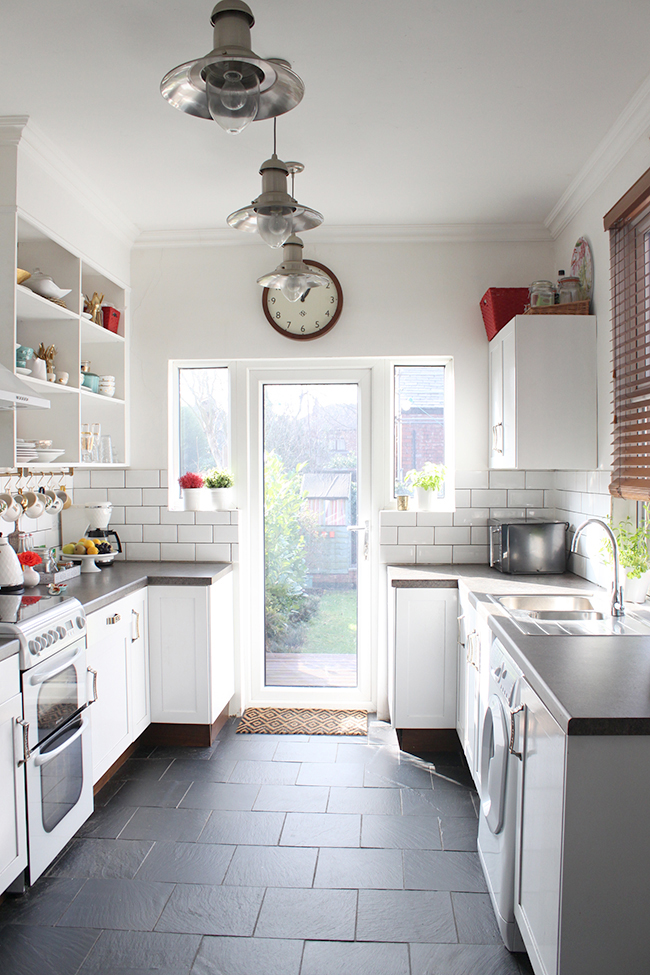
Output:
top-left (605, 167), bottom-right (650, 500)
top-left (393, 362), bottom-right (453, 507)
top-left (170, 363), bottom-right (230, 505)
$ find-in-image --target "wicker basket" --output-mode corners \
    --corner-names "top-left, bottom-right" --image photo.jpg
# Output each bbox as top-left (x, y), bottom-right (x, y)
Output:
top-left (480, 287), bottom-right (530, 340)
top-left (524, 299), bottom-right (590, 316)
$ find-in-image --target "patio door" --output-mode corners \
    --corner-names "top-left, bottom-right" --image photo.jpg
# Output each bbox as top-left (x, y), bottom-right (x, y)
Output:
top-left (248, 367), bottom-right (372, 707)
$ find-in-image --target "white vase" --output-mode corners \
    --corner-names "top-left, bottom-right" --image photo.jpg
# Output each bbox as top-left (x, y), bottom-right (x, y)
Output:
top-left (22, 565), bottom-right (40, 587)
top-left (415, 486), bottom-right (439, 511)
top-left (623, 568), bottom-right (650, 603)
top-left (182, 488), bottom-right (207, 511)
top-left (208, 487), bottom-right (232, 511)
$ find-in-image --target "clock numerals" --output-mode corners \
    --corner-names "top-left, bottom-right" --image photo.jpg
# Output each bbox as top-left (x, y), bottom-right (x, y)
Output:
top-left (275, 312), bottom-right (281, 319)
top-left (301, 325), bottom-right (306, 332)
top-left (270, 295), bottom-right (276, 304)
top-left (325, 310), bottom-right (330, 318)
top-left (286, 322), bottom-right (291, 328)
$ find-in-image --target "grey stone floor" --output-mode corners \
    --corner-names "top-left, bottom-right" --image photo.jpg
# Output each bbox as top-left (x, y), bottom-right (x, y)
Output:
top-left (0, 717), bottom-right (533, 975)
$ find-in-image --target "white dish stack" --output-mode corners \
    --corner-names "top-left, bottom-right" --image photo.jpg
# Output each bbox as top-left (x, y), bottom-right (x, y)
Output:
top-left (98, 375), bottom-right (115, 397)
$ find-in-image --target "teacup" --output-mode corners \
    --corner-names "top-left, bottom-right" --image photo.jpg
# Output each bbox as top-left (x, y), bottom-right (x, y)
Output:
top-left (57, 372), bottom-right (69, 385)
top-left (41, 489), bottom-right (63, 514)
top-left (1, 493), bottom-right (24, 521)
top-left (56, 489), bottom-right (72, 510)
top-left (22, 492), bottom-right (45, 519)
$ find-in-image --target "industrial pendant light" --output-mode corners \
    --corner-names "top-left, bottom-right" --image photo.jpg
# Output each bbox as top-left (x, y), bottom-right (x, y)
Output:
top-left (160, 0), bottom-right (304, 135)
top-left (228, 145), bottom-right (323, 247)
top-left (257, 235), bottom-right (329, 301)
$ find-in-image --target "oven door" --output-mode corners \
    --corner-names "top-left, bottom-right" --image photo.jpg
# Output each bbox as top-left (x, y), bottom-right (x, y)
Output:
top-left (22, 643), bottom-right (94, 882)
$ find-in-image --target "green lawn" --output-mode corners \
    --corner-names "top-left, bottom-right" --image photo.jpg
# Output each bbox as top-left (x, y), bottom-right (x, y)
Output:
top-left (300, 589), bottom-right (357, 654)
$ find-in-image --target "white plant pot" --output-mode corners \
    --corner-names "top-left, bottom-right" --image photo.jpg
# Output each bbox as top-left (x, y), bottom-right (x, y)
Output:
top-left (623, 568), bottom-right (650, 603)
top-left (415, 486), bottom-right (439, 511)
top-left (182, 488), bottom-right (208, 511)
top-left (22, 565), bottom-right (40, 587)
top-left (208, 487), bottom-right (233, 511)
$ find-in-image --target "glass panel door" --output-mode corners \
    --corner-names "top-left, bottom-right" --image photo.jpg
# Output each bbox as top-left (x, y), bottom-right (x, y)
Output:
top-left (263, 383), bottom-right (359, 688)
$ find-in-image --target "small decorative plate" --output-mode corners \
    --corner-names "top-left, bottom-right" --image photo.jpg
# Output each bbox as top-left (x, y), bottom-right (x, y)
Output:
top-left (570, 237), bottom-right (593, 301)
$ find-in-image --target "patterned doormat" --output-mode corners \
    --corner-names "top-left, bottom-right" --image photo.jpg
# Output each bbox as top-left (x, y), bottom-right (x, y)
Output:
top-left (236, 707), bottom-right (368, 736)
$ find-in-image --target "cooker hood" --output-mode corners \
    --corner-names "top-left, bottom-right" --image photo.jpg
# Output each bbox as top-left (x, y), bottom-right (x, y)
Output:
top-left (0, 362), bottom-right (50, 410)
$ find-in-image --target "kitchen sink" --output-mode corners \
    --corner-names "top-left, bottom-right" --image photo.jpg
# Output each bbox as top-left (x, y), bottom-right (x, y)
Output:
top-left (488, 593), bottom-right (650, 636)
top-left (493, 594), bottom-right (601, 613)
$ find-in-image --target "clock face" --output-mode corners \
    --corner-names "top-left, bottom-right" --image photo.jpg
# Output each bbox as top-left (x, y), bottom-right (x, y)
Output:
top-left (262, 261), bottom-right (343, 340)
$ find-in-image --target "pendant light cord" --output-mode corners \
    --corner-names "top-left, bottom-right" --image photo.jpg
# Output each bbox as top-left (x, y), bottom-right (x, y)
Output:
top-left (273, 116), bottom-right (277, 155)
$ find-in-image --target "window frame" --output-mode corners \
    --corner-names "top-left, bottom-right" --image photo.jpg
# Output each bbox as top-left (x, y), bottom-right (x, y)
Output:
top-left (168, 360), bottom-right (233, 510)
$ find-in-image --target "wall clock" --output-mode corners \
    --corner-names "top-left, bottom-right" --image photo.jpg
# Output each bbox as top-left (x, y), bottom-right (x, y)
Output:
top-left (262, 261), bottom-right (343, 340)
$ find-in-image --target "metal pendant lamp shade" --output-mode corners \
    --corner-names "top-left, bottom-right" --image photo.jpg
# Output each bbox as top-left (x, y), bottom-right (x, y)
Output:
top-left (228, 156), bottom-right (323, 247)
top-left (257, 235), bottom-right (329, 301)
top-left (160, 0), bottom-right (305, 134)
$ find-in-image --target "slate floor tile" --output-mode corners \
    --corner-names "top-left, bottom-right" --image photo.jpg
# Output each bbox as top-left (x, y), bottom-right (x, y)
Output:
top-left (401, 786), bottom-right (477, 818)
top-left (57, 878), bottom-right (174, 931)
top-left (301, 940), bottom-right (410, 975)
top-left (46, 838), bottom-right (154, 880)
top-left (255, 886), bottom-right (357, 940)
top-left (150, 741), bottom-right (222, 761)
top-left (0, 878), bottom-right (84, 927)
top-left (92, 775), bottom-right (126, 807)
top-left (118, 807), bottom-right (210, 842)
top-left (215, 738), bottom-right (280, 762)
top-left (356, 888), bottom-right (457, 943)
top-left (314, 847), bottom-right (403, 889)
top-left (335, 742), bottom-right (390, 764)
top-left (113, 758), bottom-right (175, 781)
top-left (197, 810), bottom-right (285, 846)
top-left (109, 777), bottom-right (192, 808)
top-left (0, 923), bottom-right (100, 975)
top-left (253, 784), bottom-right (330, 813)
top-left (410, 942), bottom-right (522, 975)
top-left (272, 740), bottom-right (338, 763)
top-left (229, 760), bottom-right (299, 785)
top-left (134, 841), bottom-right (235, 884)
top-left (76, 803), bottom-right (137, 840)
top-left (179, 781), bottom-right (260, 810)
top-left (361, 813), bottom-right (442, 850)
top-left (280, 811), bottom-right (361, 847)
top-left (403, 850), bottom-right (488, 892)
top-left (451, 892), bottom-right (503, 944)
top-left (327, 786), bottom-right (401, 815)
top-left (439, 816), bottom-right (479, 851)
top-left (296, 762), bottom-right (364, 787)
top-left (223, 844), bottom-right (317, 887)
top-left (155, 884), bottom-right (265, 936)
top-left (79, 929), bottom-right (201, 973)
top-left (364, 761), bottom-right (434, 790)
top-left (161, 757), bottom-right (237, 783)
top-left (191, 934), bottom-right (303, 975)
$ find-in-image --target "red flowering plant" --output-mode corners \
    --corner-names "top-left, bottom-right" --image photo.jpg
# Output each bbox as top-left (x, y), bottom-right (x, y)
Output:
top-left (178, 472), bottom-right (204, 489)
top-left (18, 551), bottom-right (42, 568)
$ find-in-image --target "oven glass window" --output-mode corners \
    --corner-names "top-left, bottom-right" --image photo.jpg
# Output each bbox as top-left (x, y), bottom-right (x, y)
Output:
top-left (37, 664), bottom-right (79, 743)
top-left (40, 717), bottom-right (84, 833)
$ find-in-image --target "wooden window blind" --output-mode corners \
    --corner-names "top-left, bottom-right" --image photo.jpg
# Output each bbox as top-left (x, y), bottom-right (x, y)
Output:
top-left (606, 169), bottom-right (650, 500)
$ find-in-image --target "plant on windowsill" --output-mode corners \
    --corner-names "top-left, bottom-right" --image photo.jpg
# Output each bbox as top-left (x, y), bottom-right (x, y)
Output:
top-left (404, 463), bottom-right (446, 512)
top-left (602, 504), bottom-right (650, 603)
top-left (178, 471), bottom-right (206, 511)
top-left (203, 468), bottom-right (234, 511)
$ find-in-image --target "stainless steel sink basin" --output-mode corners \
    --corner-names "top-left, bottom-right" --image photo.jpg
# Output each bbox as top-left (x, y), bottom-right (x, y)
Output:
top-left (494, 595), bottom-right (600, 613)
top-left (488, 593), bottom-right (650, 636)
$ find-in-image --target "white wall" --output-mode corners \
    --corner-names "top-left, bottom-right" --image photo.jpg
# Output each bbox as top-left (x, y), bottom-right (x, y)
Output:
top-left (130, 238), bottom-right (555, 469)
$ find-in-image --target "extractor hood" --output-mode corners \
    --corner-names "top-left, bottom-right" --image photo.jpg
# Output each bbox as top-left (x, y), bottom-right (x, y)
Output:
top-left (0, 363), bottom-right (50, 410)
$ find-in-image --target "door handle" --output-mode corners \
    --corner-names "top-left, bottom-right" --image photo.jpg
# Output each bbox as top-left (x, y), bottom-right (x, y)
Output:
top-left (33, 714), bottom-right (89, 767)
top-left (16, 718), bottom-right (31, 766)
top-left (509, 704), bottom-right (524, 759)
top-left (87, 667), bottom-right (98, 704)
top-left (347, 520), bottom-right (370, 560)
top-left (131, 609), bottom-right (140, 642)
top-left (107, 613), bottom-right (121, 625)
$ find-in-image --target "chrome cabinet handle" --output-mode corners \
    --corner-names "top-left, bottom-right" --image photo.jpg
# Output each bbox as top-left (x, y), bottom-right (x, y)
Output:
top-left (492, 422), bottom-right (504, 454)
top-left (16, 718), bottom-right (30, 766)
top-left (457, 613), bottom-right (465, 646)
top-left (87, 667), bottom-right (98, 704)
top-left (131, 609), bottom-right (140, 642)
top-left (509, 704), bottom-right (525, 759)
top-left (107, 613), bottom-right (121, 625)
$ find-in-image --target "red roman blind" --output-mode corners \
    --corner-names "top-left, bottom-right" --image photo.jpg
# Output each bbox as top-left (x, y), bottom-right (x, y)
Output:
top-left (605, 168), bottom-right (650, 500)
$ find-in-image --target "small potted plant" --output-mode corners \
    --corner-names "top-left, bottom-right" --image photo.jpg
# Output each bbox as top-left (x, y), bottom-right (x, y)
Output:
top-left (605, 506), bottom-right (650, 602)
top-left (178, 471), bottom-right (205, 511)
top-left (404, 462), bottom-right (446, 511)
top-left (203, 468), bottom-right (234, 510)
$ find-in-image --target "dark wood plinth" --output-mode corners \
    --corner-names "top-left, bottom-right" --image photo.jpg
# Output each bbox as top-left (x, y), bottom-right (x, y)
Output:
top-left (396, 728), bottom-right (461, 755)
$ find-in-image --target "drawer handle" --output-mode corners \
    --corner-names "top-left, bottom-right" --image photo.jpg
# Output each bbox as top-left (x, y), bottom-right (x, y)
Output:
top-left (16, 718), bottom-right (30, 766)
top-left (87, 667), bottom-right (98, 704)
top-left (132, 609), bottom-right (140, 642)
top-left (509, 704), bottom-right (524, 760)
top-left (107, 613), bottom-right (121, 625)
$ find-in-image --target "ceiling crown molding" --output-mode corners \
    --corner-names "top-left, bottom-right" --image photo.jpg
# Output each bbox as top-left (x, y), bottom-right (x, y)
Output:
top-left (0, 116), bottom-right (140, 248)
top-left (546, 71), bottom-right (650, 239)
top-left (134, 221), bottom-right (552, 249)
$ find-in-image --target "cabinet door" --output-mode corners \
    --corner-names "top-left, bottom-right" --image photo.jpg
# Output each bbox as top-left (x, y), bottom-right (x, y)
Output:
top-left (489, 335), bottom-right (505, 468)
top-left (515, 679), bottom-right (565, 975)
top-left (148, 586), bottom-right (210, 724)
top-left (208, 572), bottom-right (235, 724)
top-left (86, 606), bottom-right (130, 784)
top-left (393, 588), bottom-right (458, 728)
top-left (125, 589), bottom-right (150, 740)
top-left (0, 691), bottom-right (27, 892)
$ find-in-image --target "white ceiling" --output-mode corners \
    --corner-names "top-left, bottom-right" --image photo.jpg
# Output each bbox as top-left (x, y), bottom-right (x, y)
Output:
top-left (3, 0), bottom-right (650, 235)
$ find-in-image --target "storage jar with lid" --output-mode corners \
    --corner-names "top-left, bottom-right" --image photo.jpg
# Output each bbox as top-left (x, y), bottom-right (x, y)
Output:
top-left (530, 280), bottom-right (556, 307)
top-left (556, 273), bottom-right (580, 304)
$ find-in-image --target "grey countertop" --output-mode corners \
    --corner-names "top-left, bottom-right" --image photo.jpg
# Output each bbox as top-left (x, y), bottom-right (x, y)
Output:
top-left (388, 563), bottom-right (650, 736)
top-left (34, 561), bottom-right (233, 615)
top-left (0, 636), bottom-right (19, 664)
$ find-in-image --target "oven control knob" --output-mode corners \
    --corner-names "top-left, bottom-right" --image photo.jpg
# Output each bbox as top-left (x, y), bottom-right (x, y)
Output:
top-left (76, 616), bottom-right (85, 630)
top-left (49, 629), bottom-right (58, 643)
top-left (28, 639), bottom-right (38, 655)
top-left (56, 626), bottom-right (66, 639)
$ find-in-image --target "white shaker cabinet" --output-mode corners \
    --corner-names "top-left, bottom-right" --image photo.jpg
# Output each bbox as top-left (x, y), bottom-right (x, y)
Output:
top-left (489, 315), bottom-right (597, 470)
top-left (148, 572), bottom-right (234, 741)
top-left (0, 654), bottom-right (27, 893)
top-left (389, 585), bottom-right (457, 729)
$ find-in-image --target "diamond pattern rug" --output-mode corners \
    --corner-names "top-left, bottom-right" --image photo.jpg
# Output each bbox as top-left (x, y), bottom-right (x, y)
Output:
top-left (236, 707), bottom-right (368, 736)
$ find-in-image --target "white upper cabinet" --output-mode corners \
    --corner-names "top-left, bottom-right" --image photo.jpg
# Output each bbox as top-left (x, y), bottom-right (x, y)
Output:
top-left (488, 315), bottom-right (597, 470)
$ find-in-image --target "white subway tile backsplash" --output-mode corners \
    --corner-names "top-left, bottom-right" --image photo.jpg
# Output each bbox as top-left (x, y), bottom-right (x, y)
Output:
top-left (126, 470), bottom-right (160, 488)
top-left (452, 544), bottom-right (489, 564)
top-left (415, 512), bottom-right (453, 527)
top-left (472, 489), bottom-right (507, 507)
top-left (398, 526), bottom-right (434, 545)
top-left (380, 526), bottom-right (398, 545)
top-left (415, 546), bottom-right (452, 564)
top-left (161, 543), bottom-right (196, 561)
top-left (489, 471), bottom-right (526, 490)
top-left (73, 488), bottom-right (108, 504)
top-left (380, 511), bottom-right (417, 527)
top-left (455, 490), bottom-right (471, 508)
top-left (143, 524), bottom-right (176, 543)
top-left (490, 508), bottom-right (525, 521)
top-left (195, 511), bottom-right (233, 525)
top-left (380, 545), bottom-right (416, 564)
top-left (471, 526), bottom-right (489, 545)
top-left (91, 470), bottom-right (125, 489)
top-left (126, 506), bottom-right (160, 525)
top-left (231, 544), bottom-right (239, 562)
top-left (161, 508), bottom-right (195, 525)
top-left (453, 507), bottom-right (490, 527)
top-left (72, 470), bottom-right (91, 489)
top-left (108, 488), bottom-right (143, 506)
top-left (159, 470), bottom-right (168, 488)
top-left (107, 506), bottom-right (125, 525)
top-left (230, 510), bottom-right (239, 524)
top-left (435, 526), bottom-right (471, 545)
top-left (117, 524), bottom-right (144, 543)
top-left (142, 488), bottom-right (169, 506)
top-left (508, 490), bottom-right (544, 508)
top-left (126, 542), bottom-right (161, 561)
top-left (212, 526), bottom-right (239, 544)
top-left (178, 525), bottom-right (213, 543)
top-left (195, 543), bottom-right (232, 561)
top-left (455, 471), bottom-right (489, 489)
top-left (525, 471), bottom-right (555, 489)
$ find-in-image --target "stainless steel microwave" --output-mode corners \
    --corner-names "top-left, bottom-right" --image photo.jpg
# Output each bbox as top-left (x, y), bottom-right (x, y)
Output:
top-left (488, 519), bottom-right (569, 574)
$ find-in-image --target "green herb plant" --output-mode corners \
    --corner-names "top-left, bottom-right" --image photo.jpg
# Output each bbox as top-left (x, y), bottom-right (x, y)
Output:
top-left (404, 462), bottom-right (446, 494)
top-left (203, 469), bottom-right (234, 489)
top-left (602, 504), bottom-right (650, 579)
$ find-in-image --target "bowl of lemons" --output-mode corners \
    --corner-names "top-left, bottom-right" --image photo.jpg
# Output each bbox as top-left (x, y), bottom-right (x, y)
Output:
top-left (61, 538), bottom-right (115, 573)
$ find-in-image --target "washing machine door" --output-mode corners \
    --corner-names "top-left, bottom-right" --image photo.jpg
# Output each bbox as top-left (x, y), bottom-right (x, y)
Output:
top-left (480, 694), bottom-right (509, 834)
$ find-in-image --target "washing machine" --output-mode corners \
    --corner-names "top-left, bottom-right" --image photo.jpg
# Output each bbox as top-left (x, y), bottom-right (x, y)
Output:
top-left (477, 637), bottom-right (525, 952)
